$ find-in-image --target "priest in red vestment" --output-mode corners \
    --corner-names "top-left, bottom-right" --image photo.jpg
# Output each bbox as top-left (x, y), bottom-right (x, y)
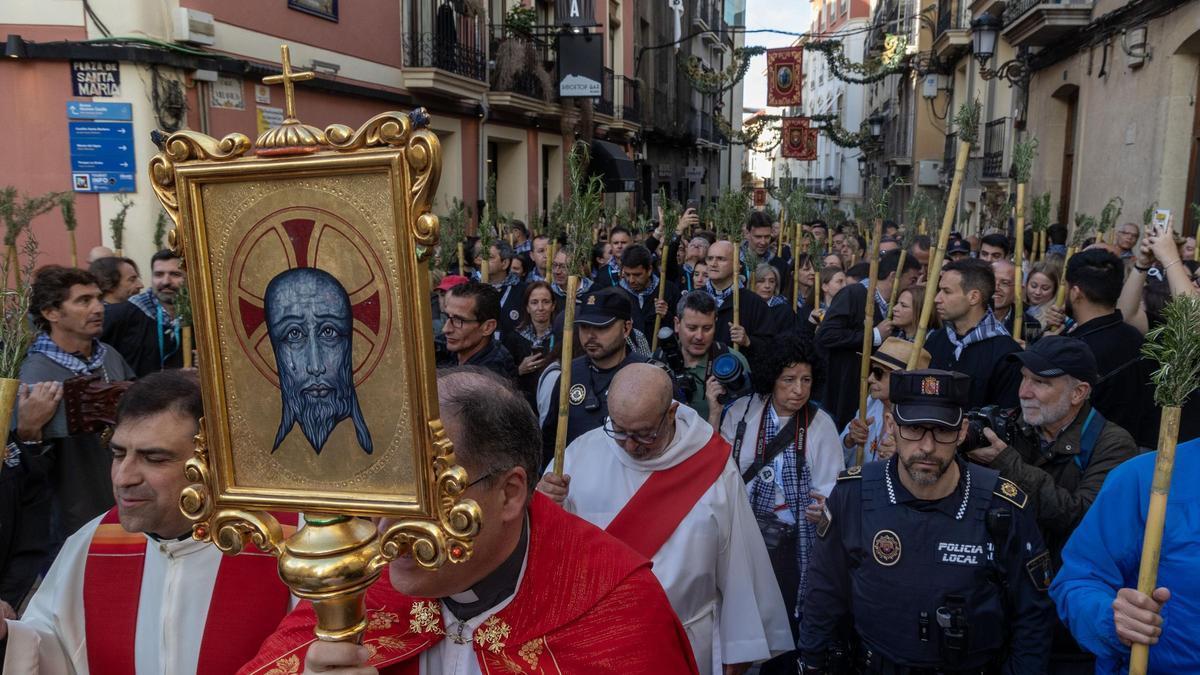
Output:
top-left (2, 371), bottom-right (295, 674)
top-left (240, 367), bottom-right (698, 675)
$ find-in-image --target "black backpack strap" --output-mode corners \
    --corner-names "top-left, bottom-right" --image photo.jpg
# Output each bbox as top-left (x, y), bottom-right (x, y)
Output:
top-left (740, 402), bottom-right (815, 483)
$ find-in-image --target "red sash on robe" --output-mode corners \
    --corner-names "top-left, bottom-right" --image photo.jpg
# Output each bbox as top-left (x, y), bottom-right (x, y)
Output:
top-left (83, 509), bottom-right (298, 675)
top-left (604, 430), bottom-right (731, 560)
top-left (239, 493), bottom-right (700, 675)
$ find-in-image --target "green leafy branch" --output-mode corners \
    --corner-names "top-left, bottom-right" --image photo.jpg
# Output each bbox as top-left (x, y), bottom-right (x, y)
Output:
top-left (1011, 136), bottom-right (1038, 185)
top-left (1070, 212), bottom-right (1098, 249)
top-left (678, 46), bottom-right (767, 95)
top-left (1142, 294), bottom-right (1200, 407)
top-left (565, 141), bottom-right (604, 277)
top-left (1030, 192), bottom-right (1052, 233)
top-left (954, 99), bottom-right (982, 147)
top-left (1097, 197), bottom-right (1124, 235)
top-left (109, 194), bottom-right (134, 252)
top-left (805, 35), bottom-right (909, 85)
top-left (809, 114), bottom-right (874, 149)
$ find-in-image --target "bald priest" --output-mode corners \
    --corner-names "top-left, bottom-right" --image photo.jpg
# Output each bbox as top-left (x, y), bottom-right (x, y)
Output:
top-left (240, 367), bottom-right (698, 675)
top-left (1, 371), bottom-right (296, 674)
top-left (538, 364), bottom-right (793, 674)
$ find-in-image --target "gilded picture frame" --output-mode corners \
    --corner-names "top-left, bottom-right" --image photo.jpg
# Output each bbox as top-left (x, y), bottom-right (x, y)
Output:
top-left (149, 106), bottom-right (480, 567)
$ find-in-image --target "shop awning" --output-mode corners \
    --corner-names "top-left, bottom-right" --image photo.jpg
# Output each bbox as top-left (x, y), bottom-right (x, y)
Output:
top-left (590, 139), bottom-right (638, 193)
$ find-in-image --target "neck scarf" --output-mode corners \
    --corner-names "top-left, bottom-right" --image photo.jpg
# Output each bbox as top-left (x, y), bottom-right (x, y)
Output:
top-left (859, 278), bottom-right (889, 316)
top-left (619, 274), bottom-right (660, 307)
top-left (29, 332), bottom-right (109, 377)
top-left (945, 308), bottom-right (1010, 360)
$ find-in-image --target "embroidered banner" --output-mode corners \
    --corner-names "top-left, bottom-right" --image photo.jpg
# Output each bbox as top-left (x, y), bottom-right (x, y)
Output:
top-left (767, 47), bottom-right (803, 107)
top-left (782, 117), bottom-right (819, 160)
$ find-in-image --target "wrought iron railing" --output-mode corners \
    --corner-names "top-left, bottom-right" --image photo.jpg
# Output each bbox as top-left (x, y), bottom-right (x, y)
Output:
top-left (621, 77), bottom-right (640, 124)
top-left (983, 117), bottom-right (1007, 178)
top-left (1002, 0), bottom-right (1091, 25)
top-left (406, 27), bottom-right (486, 81)
top-left (595, 67), bottom-right (615, 116)
top-left (936, 0), bottom-right (966, 35)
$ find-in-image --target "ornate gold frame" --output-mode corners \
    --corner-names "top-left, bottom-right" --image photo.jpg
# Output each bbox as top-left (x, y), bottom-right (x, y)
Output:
top-left (146, 46), bottom-right (482, 641)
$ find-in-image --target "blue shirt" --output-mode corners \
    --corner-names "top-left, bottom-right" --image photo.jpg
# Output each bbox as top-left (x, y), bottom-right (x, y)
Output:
top-left (1049, 439), bottom-right (1200, 674)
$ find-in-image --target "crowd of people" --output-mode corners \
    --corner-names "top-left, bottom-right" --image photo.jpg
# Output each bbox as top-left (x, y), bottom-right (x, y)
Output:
top-left (0, 205), bottom-right (1198, 674)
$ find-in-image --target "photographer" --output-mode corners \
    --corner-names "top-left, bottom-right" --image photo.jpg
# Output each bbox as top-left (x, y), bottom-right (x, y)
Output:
top-left (719, 336), bottom-right (844, 671)
top-left (654, 291), bottom-right (748, 428)
top-left (965, 336), bottom-right (1138, 672)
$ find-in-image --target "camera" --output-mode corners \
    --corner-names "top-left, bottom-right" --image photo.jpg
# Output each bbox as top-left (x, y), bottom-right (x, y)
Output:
top-left (655, 327), bottom-right (696, 401)
top-left (959, 405), bottom-right (1019, 453)
top-left (712, 353), bottom-right (752, 404)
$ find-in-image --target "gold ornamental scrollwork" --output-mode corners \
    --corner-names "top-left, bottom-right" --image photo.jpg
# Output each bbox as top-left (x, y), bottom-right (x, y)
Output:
top-left (149, 130), bottom-right (252, 230)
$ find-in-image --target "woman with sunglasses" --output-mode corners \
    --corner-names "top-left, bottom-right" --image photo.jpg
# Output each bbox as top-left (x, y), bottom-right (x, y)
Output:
top-left (718, 336), bottom-right (843, 672)
top-left (838, 338), bottom-right (931, 467)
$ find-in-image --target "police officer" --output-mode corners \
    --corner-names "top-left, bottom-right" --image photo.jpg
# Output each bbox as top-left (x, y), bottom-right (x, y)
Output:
top-left (539, 287), bottom-right (647, 470)
top-left (798, 369), bottom-right (1054, 674)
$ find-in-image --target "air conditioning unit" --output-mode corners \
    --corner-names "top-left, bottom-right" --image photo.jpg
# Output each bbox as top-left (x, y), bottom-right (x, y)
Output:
top-left (916, 160), bottom-right (942, 186)
top-left (174, 8), bottom-right (216, 46)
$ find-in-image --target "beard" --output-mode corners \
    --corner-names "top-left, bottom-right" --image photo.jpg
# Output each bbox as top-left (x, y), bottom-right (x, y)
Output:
top-left (901, 450), bottom-right (953, 486)
top-left (274, 368), bottom-right (374, 455)
top-left (1020, 395), bottom-right (1072, 428)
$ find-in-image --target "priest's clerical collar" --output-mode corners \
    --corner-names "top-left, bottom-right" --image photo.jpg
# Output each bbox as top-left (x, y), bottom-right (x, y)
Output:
top-left (443, 517), bottom-right (529, 622)
top-left (148, 530), bottom-right (193, 543)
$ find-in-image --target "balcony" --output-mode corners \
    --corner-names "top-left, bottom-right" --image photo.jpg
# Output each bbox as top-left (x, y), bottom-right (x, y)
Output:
top-left (594, 67), bottom-right (615, 117)
top-left (982, 117), bottom-right (1008, 179)
top-left (621, 77), bottom-right (640, 125)
top-left (1002, 0), bottom-right (1093, 47)
top-left (403, 1), bottom-right (487, 98)
top-left (488, 24), bottom-right (556, 111)
top-left (933, 0), bottom-right (971, 63)
top-left (970, 0), bottom-right (1008, 21)
top-left (885, 107), bottom-right (913, 165)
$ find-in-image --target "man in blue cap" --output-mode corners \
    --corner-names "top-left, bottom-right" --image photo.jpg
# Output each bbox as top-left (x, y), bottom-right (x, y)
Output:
top-left (799, 369), bottom-right (1053, 674)
top-left (539, 287), bottom-right (647, 470)
top-left (964, 335), bottom-right (1138, 672)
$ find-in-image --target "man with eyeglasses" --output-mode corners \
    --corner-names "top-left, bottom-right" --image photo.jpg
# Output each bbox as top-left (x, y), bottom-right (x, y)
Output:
top-left (538, 363), bottom-right (792, 675)
top-left (437, 281), bottom-right (516, 380)
top-left (538, 287), bottom-right (646, 470)
top-left (244, 367), bottom-right (700, 674)
top-left (1115, 222), bottom-right (1140, 260)
top-left (799, 369), bottom-right (1053, 675)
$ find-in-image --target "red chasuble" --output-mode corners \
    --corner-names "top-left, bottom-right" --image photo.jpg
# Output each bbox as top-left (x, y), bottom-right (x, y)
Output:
top-left (240, 493), bottom-right (699, 674)
top-left (83, 509), bottom-right (298, 675)
top-left (604, 431), bottom-right (731, 560)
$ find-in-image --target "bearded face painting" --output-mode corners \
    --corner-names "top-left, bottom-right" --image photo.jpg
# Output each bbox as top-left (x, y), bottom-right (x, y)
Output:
top-left (264, 267), bottom-right (374, 455)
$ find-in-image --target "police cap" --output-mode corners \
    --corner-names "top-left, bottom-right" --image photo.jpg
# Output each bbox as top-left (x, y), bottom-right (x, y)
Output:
top-left (889, 369), bottom-right (971, 429)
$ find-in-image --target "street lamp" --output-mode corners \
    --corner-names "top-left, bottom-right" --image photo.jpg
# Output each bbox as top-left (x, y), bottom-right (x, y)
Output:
top-left (868, 114), bottom-right (885, 139)
top-left (971, 12), bottom-right (1029, 87)
top-left (857, 154), bottom-right (868, 177)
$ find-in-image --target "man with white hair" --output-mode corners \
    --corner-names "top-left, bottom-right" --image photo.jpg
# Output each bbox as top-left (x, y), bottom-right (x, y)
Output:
top-left (538, 363), bottom-right (792, 674)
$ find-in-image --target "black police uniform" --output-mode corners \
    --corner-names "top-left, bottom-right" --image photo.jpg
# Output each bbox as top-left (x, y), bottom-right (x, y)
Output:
top-left (798, 369), bottom-right (1054, 674)
top-left (799, 458), bottom-right (1053, 673)
top-left (539, 351), bottom-right (647, 469)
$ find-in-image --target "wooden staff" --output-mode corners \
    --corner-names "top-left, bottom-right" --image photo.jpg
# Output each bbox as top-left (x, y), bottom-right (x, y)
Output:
top-left (1014, 183), bottom-right (1027, 342)
top-left (918, 217), bottom-right (927, 237)
top-left (1039, 229), bottom-right (1048, 261)
top-left (552, 275), bottom-right (580, 476)
top-left (1048, 246), bottom-right (1077, 331)
top-left (182, 326), bottom-right (193, 368)
top-left (732, 241), bottom-right (741, 352)
top-left (856, 218), bottom-right (884, 466)
top-left (791, 224), bottom-right (803, 307)
top-left (909, 135), bottom-right (973, 369)
top-left (651, 246), bottom-right (670, 352)
top-left (456, 242), bottom-right (465, 276)
top-left (776, 218), bottom-right (785, 258)
top-left (886, 247), bottom-right (908, 322)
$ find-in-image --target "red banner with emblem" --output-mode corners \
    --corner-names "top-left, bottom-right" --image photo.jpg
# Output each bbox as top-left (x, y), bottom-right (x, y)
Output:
top-left (767, 47), bottom-right (803, 107)
top-left (782, 117), bottom-right (819, 160)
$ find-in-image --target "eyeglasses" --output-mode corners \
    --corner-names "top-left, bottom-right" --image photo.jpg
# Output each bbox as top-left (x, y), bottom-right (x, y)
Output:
top-left (869, 366), bottom-right (887, 381)
top-left (896, 424), bottom-right (960, 443)
top-left (603, 409), bottom-right (670, 445)
top-left (466, 469), bottom-right (500, 489)
top-left (445, 314), bottom-right (481, 329)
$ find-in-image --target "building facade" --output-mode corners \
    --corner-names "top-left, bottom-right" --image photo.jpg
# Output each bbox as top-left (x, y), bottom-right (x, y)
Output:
top-left (0, 0), bottom-right (656, 269)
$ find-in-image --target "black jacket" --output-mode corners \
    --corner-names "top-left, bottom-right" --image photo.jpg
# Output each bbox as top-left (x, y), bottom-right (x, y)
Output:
top-left (925, 324), bottom-right (1023, 410)
top-left (101, 301), bottom-right (184, 377)
top-left (814, 283), bottom-right (885, 430)
top-left (437, 338), bottom-right (516, 381)
top-left (1066, 311), bottom-right (1157, 448)
top-left (713, 288), bottom-right (785, 351)
top-left (618, 279), bottom-right (681, 343)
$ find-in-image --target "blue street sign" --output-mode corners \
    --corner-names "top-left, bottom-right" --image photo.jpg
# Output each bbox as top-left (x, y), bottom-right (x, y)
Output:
top-left (68, 120), bottom-right (136, 192)
top-left (66, 101), bottom-right (133, 121)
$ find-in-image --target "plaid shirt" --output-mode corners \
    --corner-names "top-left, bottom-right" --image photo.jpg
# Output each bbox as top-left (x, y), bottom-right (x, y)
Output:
top-left (746, 398), bottom-right (817, 617)
top-left (28, 332), bottom-right (109, 377)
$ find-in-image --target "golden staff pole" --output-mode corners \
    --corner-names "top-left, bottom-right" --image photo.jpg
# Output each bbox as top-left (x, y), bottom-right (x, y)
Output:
top-left (1048, 245), bottom-right (1077, 332)
top-left (553, 275), bottom-right (580, 476)
top-left (856, 218), bottom-right (884, 466)
top-left (918, 217), bottom-right (927, 237)
top-left (651, 246), bottom-right (670, 352)
top-left (1129, 405), bottom-right (1182, 674)
top-left (1014, 183), bottom-right (1027, 341)
top-left (732, 240), bottom-right (741, 352)
top-left (792, 224), bottom-right (803, 307)
top-left (182, 327), bottom-right (193, 368)
top-left (777, 218), bottom-right (785, 258)
top-left (456, 242), bottom-right (465, 277)
top-left (908, 139), bottom-right (972, 369)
